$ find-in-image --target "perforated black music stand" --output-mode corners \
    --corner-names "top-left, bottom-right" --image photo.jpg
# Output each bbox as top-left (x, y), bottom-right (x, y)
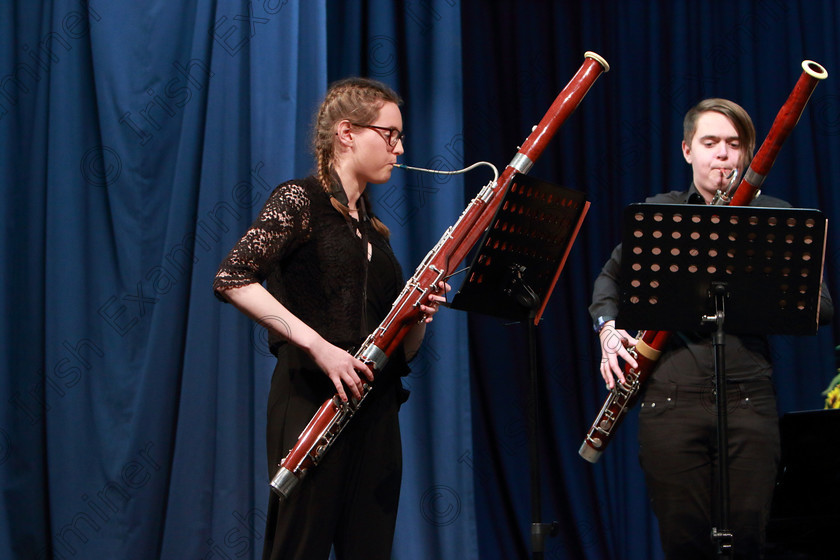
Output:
top-left (617, 203), bottom-right (826, 558)
top-left (451, 173), bottom-right (589, 559)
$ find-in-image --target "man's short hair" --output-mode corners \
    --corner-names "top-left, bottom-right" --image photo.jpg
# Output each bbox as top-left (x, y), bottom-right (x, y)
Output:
top-left (683, 98), bottom-right (756, 163)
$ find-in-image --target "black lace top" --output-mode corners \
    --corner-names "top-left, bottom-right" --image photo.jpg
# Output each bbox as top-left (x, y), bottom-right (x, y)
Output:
top-left (213, 176), bottom-right (406, 357)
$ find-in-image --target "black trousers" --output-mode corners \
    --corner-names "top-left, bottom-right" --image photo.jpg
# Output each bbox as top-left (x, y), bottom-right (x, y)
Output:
top-left (262, 356), bottom-right (403, 560)
top-left (638, 380), bottom-right (781, 560)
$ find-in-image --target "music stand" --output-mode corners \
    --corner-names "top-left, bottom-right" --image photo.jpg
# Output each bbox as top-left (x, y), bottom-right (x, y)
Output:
top-left (617, 203), bottom-right (826, 558)
top-left (451, 173), bottom-right (589, 559)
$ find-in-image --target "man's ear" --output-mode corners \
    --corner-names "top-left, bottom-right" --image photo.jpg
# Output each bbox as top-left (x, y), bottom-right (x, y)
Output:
top-left (681, 140), bottom-right (692, 164)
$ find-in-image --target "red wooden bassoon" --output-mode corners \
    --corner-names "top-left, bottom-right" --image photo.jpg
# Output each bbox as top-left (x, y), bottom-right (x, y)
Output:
top-left (270, 51), bottom-right (610, 499)
top-left (579, 59), bottom-right (828, 463)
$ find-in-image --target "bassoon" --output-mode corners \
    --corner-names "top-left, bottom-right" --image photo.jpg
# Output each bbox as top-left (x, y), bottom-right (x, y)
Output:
top-left (579, 59), bottom-right (828, 463)
top-left (270, 51), bottom-right (610, 499)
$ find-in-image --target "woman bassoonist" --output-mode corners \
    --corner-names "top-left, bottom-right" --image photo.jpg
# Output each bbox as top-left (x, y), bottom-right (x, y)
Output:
top-left (579, 59), bottom-right (829, 463)
top-left (270, 51), bottom-right (610, 500)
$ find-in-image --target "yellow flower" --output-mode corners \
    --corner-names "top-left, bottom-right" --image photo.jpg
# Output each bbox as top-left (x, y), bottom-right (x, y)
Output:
top-left (826, 385), bottom-right (840, 410)
top-left (823, 368), bottom-right (840, 409)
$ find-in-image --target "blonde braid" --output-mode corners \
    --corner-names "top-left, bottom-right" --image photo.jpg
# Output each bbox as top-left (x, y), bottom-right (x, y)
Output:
top-left (312, 78), bottom-right (402, 239)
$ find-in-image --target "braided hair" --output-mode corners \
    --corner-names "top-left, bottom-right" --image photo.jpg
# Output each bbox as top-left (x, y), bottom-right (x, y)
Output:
top-left (313, 77), bottom-right (402, 239)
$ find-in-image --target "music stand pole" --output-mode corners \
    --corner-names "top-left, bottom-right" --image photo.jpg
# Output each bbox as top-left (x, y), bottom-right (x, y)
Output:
top-left (705, 282), bottom-right (733, 558)
top-left (449, 174), bottom-right (589, 559)
top-left (509, 272), bottom-right (560, 559)
top-left (528, 315), bottom-right (560, 559)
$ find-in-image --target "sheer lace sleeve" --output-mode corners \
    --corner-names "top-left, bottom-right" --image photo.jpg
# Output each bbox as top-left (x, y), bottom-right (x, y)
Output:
top-left (213, 182), bottom-right (311, 297)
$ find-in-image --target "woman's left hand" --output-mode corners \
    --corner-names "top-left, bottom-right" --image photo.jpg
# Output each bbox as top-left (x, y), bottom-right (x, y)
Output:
top-left (419, 281), bottom-right (451, 323)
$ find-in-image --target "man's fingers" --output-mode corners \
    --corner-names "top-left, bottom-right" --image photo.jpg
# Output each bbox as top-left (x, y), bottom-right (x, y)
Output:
top-left (601, 366), bottom-right (615, 389)
top-left (602, 330), bottom-right (626, 353)
top-left (617, 345), bottom-right (638, 373)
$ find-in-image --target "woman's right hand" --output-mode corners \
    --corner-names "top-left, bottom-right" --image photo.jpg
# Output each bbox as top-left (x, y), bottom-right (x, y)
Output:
top-left (309, 338), bottom-right (375, 402)
top-left (598, 320), bottom-right (638, 390)
top-left (218, 284), bottom-right (376, 402)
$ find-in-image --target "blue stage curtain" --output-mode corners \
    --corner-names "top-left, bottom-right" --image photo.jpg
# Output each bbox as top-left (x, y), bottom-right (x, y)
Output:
top-left (1, 1), bottom-right (329, 558)
top-left (1, 1), bottom-right (477, 559)
top-left (3, 2), bottom-right (840, 560)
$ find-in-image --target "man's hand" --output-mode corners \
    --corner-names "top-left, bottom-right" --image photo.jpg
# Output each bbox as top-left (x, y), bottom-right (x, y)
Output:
top-left (598, 320), bottom-right (638, 390)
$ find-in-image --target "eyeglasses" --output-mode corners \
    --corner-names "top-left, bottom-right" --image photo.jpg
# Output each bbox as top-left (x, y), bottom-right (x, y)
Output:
top-left (351, 123), bottom-right (405, 148)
